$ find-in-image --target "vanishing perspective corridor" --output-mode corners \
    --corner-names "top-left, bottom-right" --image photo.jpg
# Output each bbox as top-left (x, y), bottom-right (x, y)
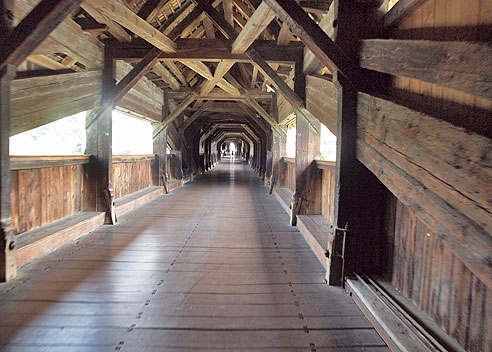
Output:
top-left (0, 160), bottom-right (388, 351)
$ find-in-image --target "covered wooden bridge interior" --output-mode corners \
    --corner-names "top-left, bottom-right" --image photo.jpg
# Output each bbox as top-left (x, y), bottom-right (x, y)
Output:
top-left (0, 0), bottom-right (491, 351)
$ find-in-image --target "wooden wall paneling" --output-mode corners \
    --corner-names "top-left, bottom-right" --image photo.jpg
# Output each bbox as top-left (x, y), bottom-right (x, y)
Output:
top-left (388, 198), bottom-right (492, 352)
top-left (320, 169), bottom-right (335, 224)
top-left (11, 71), bottom-right (102, 136)
top-left (10, 171), bottom-right (19, 234)
top-left (40, 167), bottom-right (49, 226)
top-left (115, 61), bottom-right (164, 122)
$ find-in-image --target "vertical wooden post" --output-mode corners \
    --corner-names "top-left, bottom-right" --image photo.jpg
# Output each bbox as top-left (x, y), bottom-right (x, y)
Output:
top-left (327, 70), bottom-right (357, 286)
top-left (264, 133), bottom-right (273, 186)
top-left (85, 44), bottom-right (116, 224)
top-left (293, 54), bottom-right (321, 225)
top-left (0, 64), bottom-right (16, 281)
top-left (326, 0), bottom-right (385, 285)
top-left (152, 124), bottom-right (167, 189)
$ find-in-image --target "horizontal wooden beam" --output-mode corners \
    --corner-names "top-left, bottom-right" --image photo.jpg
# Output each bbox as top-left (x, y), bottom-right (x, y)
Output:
top-left (11, 71), bottom-right (102, 136)
top-left (0, 0), bottom-right (84, 71)
top-left (167, 88), bottom-right (273, 100)
top-left (111, 39), bottom-right (302, 62)
top-left (360, 39), bottom-right (492, 101)
top-left (10, 155), bottom-right (91, 170)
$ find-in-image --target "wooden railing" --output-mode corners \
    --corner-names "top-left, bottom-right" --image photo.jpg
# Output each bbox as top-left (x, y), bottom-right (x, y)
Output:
top-left (10, 155), bottom-right (91, 234)
top-left (315, 160), bottom-right (336, 224)
top-left (112, 154), bottom-right (154, 199)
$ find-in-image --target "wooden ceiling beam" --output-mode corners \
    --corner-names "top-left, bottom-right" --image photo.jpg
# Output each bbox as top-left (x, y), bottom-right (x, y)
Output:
top-left (203, 17), bottom-right (216, 38)
top-left (26, 54), bottom-right (68, 70)
top-left (0, 0), bottom-right (84, 71)
top-left (263, 0), bottom-right (360, 82)
top-left (153, 62), bottom-right (180, 90)
top-left (180, 61), bottom-right (240, 96)
top-left (383, 0), bottom-right (430, 29)
top-left (154, 92), bottom-right (197, 138)
top-left (197, 1), bottom-right (276, 96)
top-left (277, 22), bottom-right (291, 45)
top-left (180, 101), bottom-right (214, 131)
top-left (80, 2), bottom-right (132, 42)
top-left (137, 0), bottom-right (166, 21)
top-left (112, 40), bottom-right (301, 63)
top-left (165, 62), bottom-right (189, 87)
top-left (160, 0), bottom-right (194, 34)
top-left (251, 66), bottom-right (258, 88)
top-left (247, 49), bottom-right (319, 133)
top-left (223, 0), bottom-right (234, 26)
top-left (168, 88), bottom-right (272, 100)
top-left (85, 0), bottom-right (176, 53)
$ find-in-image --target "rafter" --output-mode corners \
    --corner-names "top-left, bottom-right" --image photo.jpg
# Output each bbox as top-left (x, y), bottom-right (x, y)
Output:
top-left (153, 62), bottom-right (180, 90)
top-left (165, 62), bottom-right (189, 87)
top-left (85, 0), bottom-right (176, 53)
top-left (80, 2), bottom-right (132, 42)
top-left (0, 0), bottom-right (85, 71)
top-left (198, 1), bottom-right (276, 96)
top-left (263, 0), bottom-right (360, 82)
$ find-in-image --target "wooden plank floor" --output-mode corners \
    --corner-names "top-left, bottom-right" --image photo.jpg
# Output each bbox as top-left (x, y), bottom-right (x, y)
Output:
top-left (0, 159), bottom-right (389, 351)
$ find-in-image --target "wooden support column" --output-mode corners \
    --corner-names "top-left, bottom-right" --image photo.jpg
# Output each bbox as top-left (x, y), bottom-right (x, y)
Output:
top-left (152, 124), bottom-right (168, 191)
top-left (85, 45), bottom-right (116, 224)
top-left (328, 70), bottom-right (357, 286)
top-left (270, 128), bottom-right (286, 192)
top-left (0, 64), bottom-right (16, 282)
top-left (292, 54), bottom-right (321, 225)
top-left (326, 0), bottom-right (386, 286)
top-left (264, 133), bottom-right (273, 186)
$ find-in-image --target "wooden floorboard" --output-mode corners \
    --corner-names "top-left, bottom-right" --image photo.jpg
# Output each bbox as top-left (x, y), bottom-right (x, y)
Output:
top-left (0, 160), bottom-right (388, 351)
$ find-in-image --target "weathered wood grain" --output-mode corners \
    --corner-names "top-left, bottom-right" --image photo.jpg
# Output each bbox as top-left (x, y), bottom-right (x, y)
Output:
top-left (11, 71), bottom-right (102, 136)
top-left (12, 0), bottom-right (103, 69)
top-left (360, 39), bottom-right (492, 101)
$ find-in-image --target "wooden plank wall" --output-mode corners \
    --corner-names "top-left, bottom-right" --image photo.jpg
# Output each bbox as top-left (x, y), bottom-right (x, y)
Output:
top-left (167, 154), bottom-right (179, 181)
top-left (112, 159), bottom-right (152, 199)
top-left (10, 71), bottom-right (102, 136)
top-left (320, 168), bottom-right (335, 224)
top-left (10, 164), bottom-right (85, 233)
top-left (386, 198), bottom-right (491, 352)
top-left (382, 2), bottom-right (492, 351)
top-left (283, 157), bottom-right (296, 193)
top-left (391, 0), bottom-right (492, 136)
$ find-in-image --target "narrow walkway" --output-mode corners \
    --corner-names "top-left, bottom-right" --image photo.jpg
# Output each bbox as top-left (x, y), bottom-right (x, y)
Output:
top-left (0, 159), bottom-right (388, 351)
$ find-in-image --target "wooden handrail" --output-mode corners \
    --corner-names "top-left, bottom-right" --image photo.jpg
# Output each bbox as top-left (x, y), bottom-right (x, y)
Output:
top-left (315, 159), bottom-right (336, 171)
top-left (282, 156), bottom-right (295, 164)
top-left (112, 154), bottom-right (156, 163)
top-left (10, 155), bottom-right (91, 170)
